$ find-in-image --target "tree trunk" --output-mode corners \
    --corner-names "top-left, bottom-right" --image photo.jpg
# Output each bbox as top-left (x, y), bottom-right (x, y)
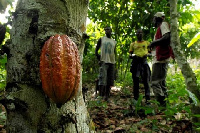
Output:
top-left (169, 0), bottom-right (200, 131)
top-left (2, 0), bottom-right (95, 132)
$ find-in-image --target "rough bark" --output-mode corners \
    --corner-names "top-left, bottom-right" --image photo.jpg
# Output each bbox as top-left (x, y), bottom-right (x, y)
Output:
top-left (1, 0), bottom-right (95, 132)
top-left (169, 0), bottom-right (200, 131)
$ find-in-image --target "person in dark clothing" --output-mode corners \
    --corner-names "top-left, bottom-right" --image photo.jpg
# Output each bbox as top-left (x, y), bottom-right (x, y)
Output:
top-left (129, 29), bottom-right (151, 104)
top-left (95, 26), bottom-right (117, 101)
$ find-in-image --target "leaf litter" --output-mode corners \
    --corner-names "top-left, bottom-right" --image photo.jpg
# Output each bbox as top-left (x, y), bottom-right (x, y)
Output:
top-left (85, 85), bottom-right (193, 133)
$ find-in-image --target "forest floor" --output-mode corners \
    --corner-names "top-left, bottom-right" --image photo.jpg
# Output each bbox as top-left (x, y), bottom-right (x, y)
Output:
top-left (0, 85), bottom-right (193, 133)
top-left (84, 85), bottom-right (192, 133)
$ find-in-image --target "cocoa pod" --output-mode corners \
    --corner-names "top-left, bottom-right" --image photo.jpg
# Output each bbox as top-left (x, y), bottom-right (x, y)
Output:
top-left (40, 34), bottom-right (80, 104)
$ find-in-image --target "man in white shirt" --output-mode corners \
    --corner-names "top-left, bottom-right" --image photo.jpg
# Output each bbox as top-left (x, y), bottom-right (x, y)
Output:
top-left (95, 26), bottom-right (117, 101)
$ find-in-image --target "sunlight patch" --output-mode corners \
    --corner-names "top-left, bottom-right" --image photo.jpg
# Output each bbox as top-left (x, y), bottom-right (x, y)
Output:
top-left (111, 86), bottom-right (121, 91)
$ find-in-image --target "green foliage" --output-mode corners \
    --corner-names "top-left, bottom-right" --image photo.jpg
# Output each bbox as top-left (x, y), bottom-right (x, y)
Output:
top-left (0, 110), bottom-right (6, 125)
top-left (124, 69), bottom-right (199, 131)
top-left (88, 0), bottom-right (200, 73)
top-left (133, 94), bottom-right (143, 114)
top-left (0, 55), bottom-right (6, 126)
top-left (82, 54), bottom-right (99, 83)
top-left (116, 71), bottom-right (132, 89)
top-left (0, 54), bottom-right (6, 93)
top-left (164, 69), bottom-right (200, 122)
top-left (0, 0), bottom-right (15, 13)
top-left (165, 72), bottom-right (190, 118)
top-left (120, 86), bottom-right (132, 96)
top-left (85, 0), bottom-right (200, 89)
top-left (187, 32), bottom-right (200, 47)
top-left (129, 94), bottom-right (155, 116)
top-left (179, 8), bottom-right (200, 58)
top-left (195, 69), bottom-right (200, 86)
top-left (87, 97), bottom-right (108, 110)
top-left (82, 23), bottom-right (104, 83)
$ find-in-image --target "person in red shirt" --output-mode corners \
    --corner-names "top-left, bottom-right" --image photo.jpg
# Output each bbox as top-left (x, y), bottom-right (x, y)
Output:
top-left (149, 12), bottom-right (174, 107)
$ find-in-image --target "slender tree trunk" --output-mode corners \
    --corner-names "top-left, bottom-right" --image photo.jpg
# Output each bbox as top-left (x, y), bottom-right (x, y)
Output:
top-left (1, 0), bottom-right (95, 132)
top-left (169, 0), bottom-right (200, 131)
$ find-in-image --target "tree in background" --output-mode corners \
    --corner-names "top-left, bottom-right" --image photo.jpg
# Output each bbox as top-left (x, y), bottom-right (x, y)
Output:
top-left (170, 0), bottom-right (200, 131)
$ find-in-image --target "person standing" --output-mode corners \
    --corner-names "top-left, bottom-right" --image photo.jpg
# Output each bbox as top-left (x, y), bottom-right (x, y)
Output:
top-left (129, 29), bottom-right (151, 104)
top-left (148, 12), bottom-right (174, 107)
top-left (95, 26), bottom-right (117, 101)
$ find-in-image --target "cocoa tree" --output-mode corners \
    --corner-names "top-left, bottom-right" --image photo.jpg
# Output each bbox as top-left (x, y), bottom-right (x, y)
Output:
top-left (0, 0), bottom-right (95, 132)
top-left (170, 0), bottom-right (200, 131)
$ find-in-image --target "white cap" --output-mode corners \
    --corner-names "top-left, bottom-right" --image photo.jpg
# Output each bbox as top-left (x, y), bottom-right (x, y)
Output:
top-left (154, 12), bottom-right (165, 18)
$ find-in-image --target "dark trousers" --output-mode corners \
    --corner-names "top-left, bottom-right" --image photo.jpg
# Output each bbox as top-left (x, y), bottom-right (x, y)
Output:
top-left (132, 64), bottom-right (150, 101)
top-left (131, 57), bottom-right (150, 101)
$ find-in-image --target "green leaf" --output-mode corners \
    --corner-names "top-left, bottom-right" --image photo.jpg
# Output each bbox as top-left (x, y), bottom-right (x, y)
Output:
top-left (0, 54), bottom-right (7, 65)
top-left (193, 114), bottom-right (200, 118)
top-left (187, 32), bottom-right (200, 47)
top-left (0, 112), bottom-right (6, 125)
top-left (186, 89), bottom-right (199, 106)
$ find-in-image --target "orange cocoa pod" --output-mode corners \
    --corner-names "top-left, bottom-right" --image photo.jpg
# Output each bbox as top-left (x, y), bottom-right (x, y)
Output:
top-left (40, 34), bottom-right (81, 104)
